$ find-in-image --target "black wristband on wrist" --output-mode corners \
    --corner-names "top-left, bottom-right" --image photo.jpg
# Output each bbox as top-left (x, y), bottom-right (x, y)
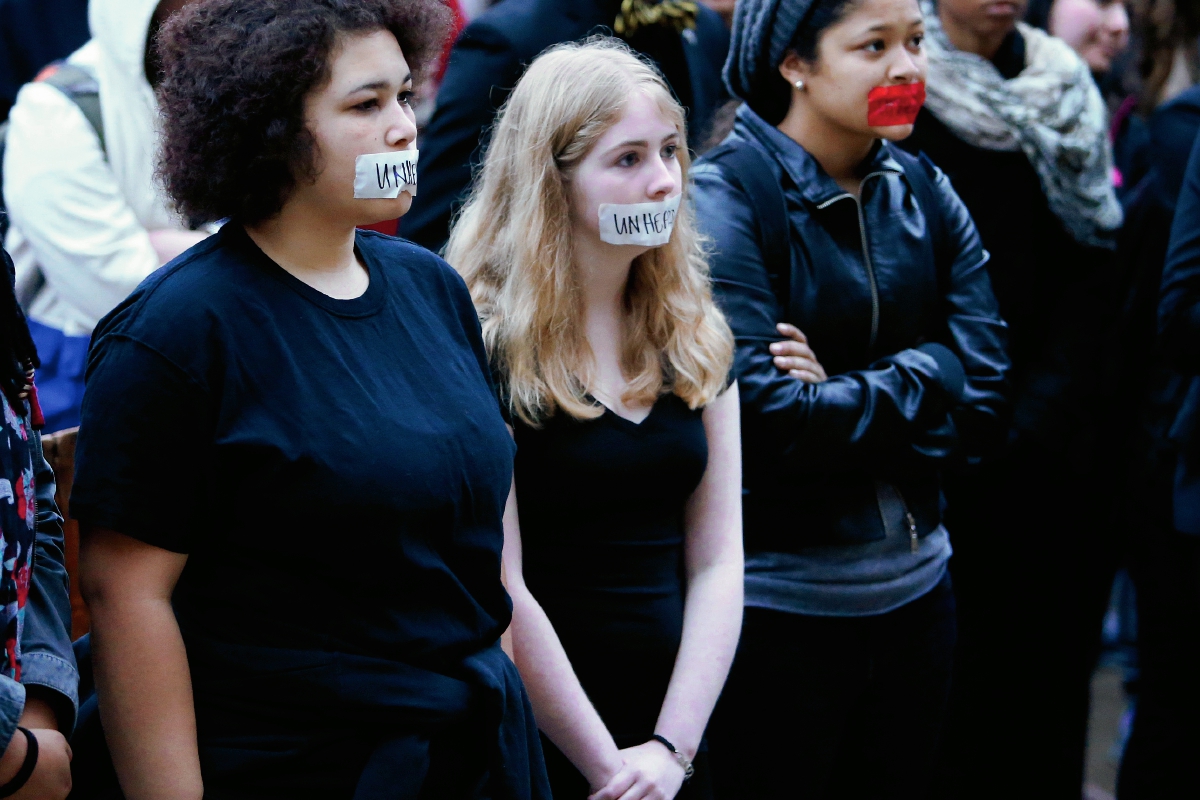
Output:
top-left (0, 727), bottom-right (38, 798)
top-left (651, 734), bottom-right (695, 781)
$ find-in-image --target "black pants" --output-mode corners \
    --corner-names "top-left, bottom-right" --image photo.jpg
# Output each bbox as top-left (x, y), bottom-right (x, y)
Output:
top-left (933, 459), bottom-right (1117, 800)
top-left (708, 576), bottom-right (956, 799)
top-left (1117, 523), bottom-right (1200, 798)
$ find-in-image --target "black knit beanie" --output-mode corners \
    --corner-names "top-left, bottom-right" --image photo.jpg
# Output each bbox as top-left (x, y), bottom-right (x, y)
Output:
top-left (724, 0), bottom-right (820, 121)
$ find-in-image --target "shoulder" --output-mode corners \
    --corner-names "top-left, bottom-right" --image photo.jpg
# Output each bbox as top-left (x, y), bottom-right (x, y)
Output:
top-left (89, 231), bottom-right (246, 376)
top-left (5, 79), bottom-right (95, 148)
top-left (693, 137), bottom-right (755, 195)
top-left (691, 136), bottom-right (773, 227)
top-left (357, 231), bottom-right (479, 322)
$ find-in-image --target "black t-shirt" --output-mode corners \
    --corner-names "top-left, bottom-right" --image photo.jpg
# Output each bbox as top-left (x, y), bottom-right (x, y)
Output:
top-left (512, 393), bottom-right (708, 743)
top-left (71, 224), bottom-right (516, 667)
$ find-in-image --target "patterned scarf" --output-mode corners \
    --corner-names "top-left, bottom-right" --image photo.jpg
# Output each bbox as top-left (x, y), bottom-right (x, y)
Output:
top-left (920, 0), bottom-right (1122, 248)
top-left (614, 0), bottom-right (699, 37)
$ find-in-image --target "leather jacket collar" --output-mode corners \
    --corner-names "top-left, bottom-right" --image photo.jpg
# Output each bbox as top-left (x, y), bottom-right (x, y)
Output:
top-left (732, 104), bottom-right (904, 207)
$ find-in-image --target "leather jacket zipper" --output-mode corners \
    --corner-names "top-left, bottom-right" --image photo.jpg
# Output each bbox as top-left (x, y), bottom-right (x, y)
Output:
top-left (896, 487), bottom-right (919, 554)
top-left (817, 171), bottom-right (890, 353)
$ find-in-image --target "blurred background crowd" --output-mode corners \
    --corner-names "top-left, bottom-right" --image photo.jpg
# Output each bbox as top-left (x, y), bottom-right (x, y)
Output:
top-left (2, 0), bottom-right (1198, 798)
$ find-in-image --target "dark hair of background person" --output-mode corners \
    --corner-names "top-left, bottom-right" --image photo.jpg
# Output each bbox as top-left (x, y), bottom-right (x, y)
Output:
top-left (155, 0), bottom-right (451, 226)
top-left (746, 0), bottom-right (861, 125)
top-left (0, 248), bottom-right (39, 409)
top-left (1135, 0), bottom-right (1200, 112)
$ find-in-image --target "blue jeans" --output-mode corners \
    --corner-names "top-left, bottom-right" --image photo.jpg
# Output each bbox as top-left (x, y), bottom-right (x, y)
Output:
top-left (27, 319), bottom-right (89, 433)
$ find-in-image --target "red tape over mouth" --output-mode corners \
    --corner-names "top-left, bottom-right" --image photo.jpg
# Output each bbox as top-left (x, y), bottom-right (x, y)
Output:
top-left (867, 82), bottom-right (926, 126)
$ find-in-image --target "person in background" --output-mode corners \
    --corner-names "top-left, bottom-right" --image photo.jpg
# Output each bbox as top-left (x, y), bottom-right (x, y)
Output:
top-left (897, 0), bottom-right (1123, 796)
top-left (1026, 0), bottom-right (1146, 192)
top-left (691, 0), bottom-right (1010, 795)
top-left (71, 1), bottom-right (550, 797)
top-left (1, 0), bottom-right (206, 434)
top-left (0, 247), bottom-right (78, 800)
top-left (402, 0), bottom-right (731, 252)
top-left (1136, 0), bottom-right (1200, 111)
top-left (448, 38), bottom-right (742, 800)
top-left (1027, 0), bottom-right (1129, 76)
top-left (0, 0), bottom-right (89, 122)
top-left (1119, 107), bottom-right (1200, 800)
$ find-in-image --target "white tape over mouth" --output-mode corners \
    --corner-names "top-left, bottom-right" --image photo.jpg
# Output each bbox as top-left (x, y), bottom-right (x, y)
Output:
top-left (598, 195), bottom-right (681, 247)
top-left (354, 150), bottom-right (419, 199)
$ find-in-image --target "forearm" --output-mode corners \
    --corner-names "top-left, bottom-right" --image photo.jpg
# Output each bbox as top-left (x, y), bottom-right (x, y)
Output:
top-left (509, 588), bottom-right (623, 789)
top-left (743, 352), bottom-right (953, 472)
top-left (90, 598), bottom-right (202, 800)
top-left (653, 562), bottom-right (743, 758)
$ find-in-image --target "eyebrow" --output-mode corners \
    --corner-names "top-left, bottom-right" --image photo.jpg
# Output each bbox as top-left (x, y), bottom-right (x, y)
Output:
top-left (604, 132), bottom-right (680, 152)
top-left (347, 73), bottom-right (413, 94)
top-left (863, 17), bottom-right (923, 32)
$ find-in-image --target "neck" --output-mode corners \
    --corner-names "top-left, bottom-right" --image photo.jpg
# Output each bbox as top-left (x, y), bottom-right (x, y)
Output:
top-left (777, 102), bottom-right (875, 195)
top-left (244, 200), bottom-right (365, 298)
top-left (939, 8), bottom-right (1012, 60)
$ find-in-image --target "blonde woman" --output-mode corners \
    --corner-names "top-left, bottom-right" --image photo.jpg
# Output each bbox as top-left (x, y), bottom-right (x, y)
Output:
top-left (446, 39), bottom-right (743, 800)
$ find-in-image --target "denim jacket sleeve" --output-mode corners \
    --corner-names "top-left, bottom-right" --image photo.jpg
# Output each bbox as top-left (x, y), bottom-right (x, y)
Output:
top-left (0, 429), bottom-right (80, 751)
top-left (692, 160), bottom-right (1009, 475)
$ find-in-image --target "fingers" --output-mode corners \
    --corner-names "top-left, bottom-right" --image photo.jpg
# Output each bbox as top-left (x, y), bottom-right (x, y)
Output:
top-left (589, 769), bottom-right (637, 800)
top-left (615, 781), bottom-right (652, 800)
top-left (776, 322), bottom-right (807, 343)
top-left (772, 355), bottom-right (818, 372)
top-left (789, 369), bottom-right (825, 383)
top-left (769, 340), bottom-right (817, 360)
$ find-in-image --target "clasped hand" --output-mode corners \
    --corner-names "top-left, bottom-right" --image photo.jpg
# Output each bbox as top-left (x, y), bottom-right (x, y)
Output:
top-left (770, 323), bottom-right (827, 383)
top-left (588, 740), bottom-right (686, 800)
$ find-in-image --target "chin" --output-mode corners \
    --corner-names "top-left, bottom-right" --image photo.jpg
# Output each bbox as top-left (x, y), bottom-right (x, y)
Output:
top-left (355, 193), bottom-right (412, 227)
top-left (873, 123), bottom-right (916, 142)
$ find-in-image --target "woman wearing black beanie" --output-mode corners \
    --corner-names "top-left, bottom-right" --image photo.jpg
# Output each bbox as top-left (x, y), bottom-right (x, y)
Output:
top-left (691, 0), bottom-right (1011, 796)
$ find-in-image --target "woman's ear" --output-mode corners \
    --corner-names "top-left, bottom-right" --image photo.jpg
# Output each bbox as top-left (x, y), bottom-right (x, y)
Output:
top-left (778, 51), bottom-right (813, 91)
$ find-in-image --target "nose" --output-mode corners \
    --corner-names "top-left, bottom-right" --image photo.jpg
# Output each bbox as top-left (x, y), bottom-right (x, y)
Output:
top-left (888, 46), bottom-right (922, 84)
top-left (384, 97), bottom-right (418, 150)
top-left (1103, 2), bottom-right (1130, 37)
top-left (645, 150), bottom-right (679, 201)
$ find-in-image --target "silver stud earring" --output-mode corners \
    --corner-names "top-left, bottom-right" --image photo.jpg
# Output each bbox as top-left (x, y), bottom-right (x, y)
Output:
top-left (794, 80), bottom-right (805, 90)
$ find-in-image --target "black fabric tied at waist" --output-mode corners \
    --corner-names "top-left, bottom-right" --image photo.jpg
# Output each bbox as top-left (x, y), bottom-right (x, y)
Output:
top-left (185, 634), bottom-right (551, 800)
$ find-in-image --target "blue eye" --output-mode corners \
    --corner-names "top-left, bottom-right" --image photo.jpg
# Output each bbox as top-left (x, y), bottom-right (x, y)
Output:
top-left (618, 152), bottom-right (639, 167)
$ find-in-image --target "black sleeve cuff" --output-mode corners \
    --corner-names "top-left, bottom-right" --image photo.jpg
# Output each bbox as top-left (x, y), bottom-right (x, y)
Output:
top-left (917, 342), bottom-right (966, 402)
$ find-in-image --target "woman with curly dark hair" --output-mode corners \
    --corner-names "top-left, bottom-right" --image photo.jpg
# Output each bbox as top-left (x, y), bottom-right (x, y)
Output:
top-left (69, 1), bottom-right (551, 798)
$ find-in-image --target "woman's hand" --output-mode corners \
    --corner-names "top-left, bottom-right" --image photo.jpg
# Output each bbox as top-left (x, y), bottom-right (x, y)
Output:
top-left (588, 740), bottom-right (686, 800)
top-left (0, 728), bottom-right (73, 800)
top-left (770, 323), bottom-right (827, 383)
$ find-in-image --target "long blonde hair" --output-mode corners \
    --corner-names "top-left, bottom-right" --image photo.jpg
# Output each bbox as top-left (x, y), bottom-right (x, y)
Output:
top-left (445, 37), bottom-right (734, 426)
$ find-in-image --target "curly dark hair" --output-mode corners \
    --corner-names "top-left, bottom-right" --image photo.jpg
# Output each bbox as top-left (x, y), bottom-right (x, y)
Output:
top-left (156, 0), bottom-right (451, 225)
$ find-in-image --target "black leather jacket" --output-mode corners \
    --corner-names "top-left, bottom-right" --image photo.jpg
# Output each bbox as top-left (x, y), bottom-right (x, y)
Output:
top-left (692, 107), bottom-right (1011, 554)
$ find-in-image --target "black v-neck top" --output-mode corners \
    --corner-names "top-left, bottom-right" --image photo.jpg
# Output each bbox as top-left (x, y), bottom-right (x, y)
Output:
top-left (512, 392), bottom-right (708, 742)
